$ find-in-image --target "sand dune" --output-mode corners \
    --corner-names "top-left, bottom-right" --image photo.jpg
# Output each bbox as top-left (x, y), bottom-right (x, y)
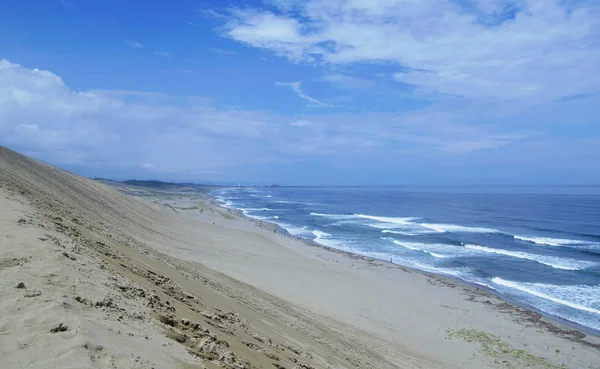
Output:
top-left (1, 145), bottom-right (599, 369)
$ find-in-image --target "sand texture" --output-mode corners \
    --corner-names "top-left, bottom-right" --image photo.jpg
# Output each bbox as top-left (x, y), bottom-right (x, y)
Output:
top-left (1, 145), bottom-right (599, 369)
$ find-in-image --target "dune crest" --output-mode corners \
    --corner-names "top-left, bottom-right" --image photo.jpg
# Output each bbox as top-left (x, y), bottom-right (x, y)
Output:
top-left (1, 146), bottom-right (599, 369)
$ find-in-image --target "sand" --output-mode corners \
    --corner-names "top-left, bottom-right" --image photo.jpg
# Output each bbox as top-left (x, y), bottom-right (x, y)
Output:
top-left (1, 145), bottom-right (599, 369)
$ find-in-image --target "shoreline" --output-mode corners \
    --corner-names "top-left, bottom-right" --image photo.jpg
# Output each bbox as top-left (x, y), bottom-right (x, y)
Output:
top-left (207, 192), bottom-right (600, 340)
top-left (3, 146), bottom-right (600, 369)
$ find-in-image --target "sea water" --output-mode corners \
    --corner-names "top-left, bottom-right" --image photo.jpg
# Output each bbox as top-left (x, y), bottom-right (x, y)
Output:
top-left (213, 186), bottom-right (600, 334)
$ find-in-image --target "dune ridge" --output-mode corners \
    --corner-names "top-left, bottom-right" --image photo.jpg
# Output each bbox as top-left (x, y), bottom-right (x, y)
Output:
top-left (1, 145), bottom-right (599, 369)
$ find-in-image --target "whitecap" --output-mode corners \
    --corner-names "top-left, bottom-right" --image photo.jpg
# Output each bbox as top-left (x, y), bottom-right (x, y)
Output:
top-left (240, 207), bottom-right (271, 213)
top-left (412, 262), bottom-right (472, 278)
top-left (491, 277), bottom-right (600, 316)
top-left (310, 212), bottom-right (355, 219)
top-left (419, 223), bottom-right (500, 233)
top-left (514, 235), bottom-right (589, 247)
top-left (312, 230), bottom-right (332, 240)
top-left (367, 223), bottom-right (412, 230)
top-left (357, 214), bottom-right (418, 225)
top-left (464, 244), bottom-right (595, 271)
top-left (276, 223), bottom-right (310, 236)
top-left (381, 229), bottom-right (420, 236)
top-left (390, 240), bottom-right (458, 259)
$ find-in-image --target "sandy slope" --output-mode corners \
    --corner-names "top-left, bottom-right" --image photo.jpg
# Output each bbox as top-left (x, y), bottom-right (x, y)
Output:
top-left (1, 145), bottom-right (599, 369)
top-left (0, 193), bottom-right (202, 369)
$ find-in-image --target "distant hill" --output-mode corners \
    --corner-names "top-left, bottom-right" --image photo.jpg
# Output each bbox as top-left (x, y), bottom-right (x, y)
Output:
top-left (121, 180), bottom-right (180, 189)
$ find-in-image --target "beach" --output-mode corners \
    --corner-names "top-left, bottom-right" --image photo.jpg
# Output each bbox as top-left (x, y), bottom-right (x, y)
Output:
top-left (1, 146), bottom-right (599, 369)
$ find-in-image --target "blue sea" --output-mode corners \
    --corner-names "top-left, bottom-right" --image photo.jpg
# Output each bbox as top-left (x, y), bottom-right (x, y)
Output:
top-left (213, 186), bottom-right (600, 334)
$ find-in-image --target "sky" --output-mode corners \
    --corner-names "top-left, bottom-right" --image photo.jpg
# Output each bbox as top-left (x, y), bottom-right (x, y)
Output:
top-left (0, 0), bottom-right (599, 186)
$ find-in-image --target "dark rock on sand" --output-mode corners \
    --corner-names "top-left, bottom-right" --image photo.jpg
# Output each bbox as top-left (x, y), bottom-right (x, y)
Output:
top-left (50, 323), bottom-right (68, 333)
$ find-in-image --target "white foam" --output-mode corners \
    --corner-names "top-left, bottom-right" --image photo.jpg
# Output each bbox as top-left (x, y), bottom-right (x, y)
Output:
top-left (312, 230), bottom-right (331, 240)
top-left (391, 240), bottom-right (455, 258)
top-left (330, 220), bottom-right (359, 227)
top-left (241, 207), bottom-right (272, 212)
top-left (430, 252), bottom-right (452, 259)
top-left (412, 262), bottom-right (472, 278)
top-left (311, 235), bottom-right (351, 251)
top-left (368, 223), bottom-right (410, 230)
top-left (514, 235), bottom-right (587, 247)
top-left (381, 229), bottom-right (420, 236)
top-left (243, 213), bottom-right (269, 221)
top-left (273, 216), bottom-right (279, 219)
top-left (419, 223), bottom-right (500, 233)
top-left (314, 213), bottom-right (500, 235)
top-left (357, 214), bottom-right (417, 225)
top-left (277, 223), bottom-right (310, 236)
top-left (492, 278), bottom-right (600, 316)
top-left (465, 244), bottom-right (594, 271)
top-left (215, 196), bottom-right (234, 208)
top-left (310, 212), bottom-right (355, 219)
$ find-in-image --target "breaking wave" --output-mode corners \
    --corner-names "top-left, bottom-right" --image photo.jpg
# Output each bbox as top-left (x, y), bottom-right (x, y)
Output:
top-left (465, 244), bottom-right (595, 270)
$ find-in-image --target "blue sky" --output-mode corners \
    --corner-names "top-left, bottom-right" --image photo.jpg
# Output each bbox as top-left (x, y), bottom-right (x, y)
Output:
top-left (0, 0), bottom-right (599, 185)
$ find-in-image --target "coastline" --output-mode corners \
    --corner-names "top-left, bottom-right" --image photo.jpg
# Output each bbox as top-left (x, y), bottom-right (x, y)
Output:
top-left (2, 146), bottom-right (600, 369)
top-left (137, 185), bottom-right (600, 367)
top-left (207, 192), bottom-right (600, 339)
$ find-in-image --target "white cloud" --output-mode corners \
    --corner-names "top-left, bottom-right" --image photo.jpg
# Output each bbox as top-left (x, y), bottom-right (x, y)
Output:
top-left (226, 10), bottom-right (318, 62)
top-left (200, 9), bottom-right (225, 19)
top-left (289, 119), bottom-right (312, 127)
top-left (153, 51), bottom-right (172, 57)
top-left (3, 58), bottom-right (592, 182)
top-left (0, 59), bottom-right (281, 176)
top-left (125, 40), bottom-right (144, 49)
top-left (206, 47), bottom-right (237, 56)
top-left (222, 0), bottom-right (600, 101)
top-left (319, 74), bottom-right (376, 90)
top-left (275, 81), bottom-right (328, 106)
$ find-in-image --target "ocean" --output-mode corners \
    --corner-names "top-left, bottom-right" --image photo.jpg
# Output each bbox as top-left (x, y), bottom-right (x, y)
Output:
top-left (213, 186), bottom-right (600, 334)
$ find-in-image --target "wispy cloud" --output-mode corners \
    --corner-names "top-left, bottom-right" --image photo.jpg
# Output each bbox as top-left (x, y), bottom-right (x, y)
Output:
top-left (319, 74), bottom-right (376, 90)
top-left (125, 40), bottom-right (144, 49)
top-left (153, 51), bottom-right (172, 57)
top-left (275, 81), bottom-right (328, 107)
top-left (207, 47), bottom-right (237, 56)
top-left (200, 9), bottom-right (225, 18)
top-left (222, 0), bottom-right (600, 102)
top-left (2, 59), bottom-right (598, 184)
top-left (289, 119), bottom-right (312, 127)
top-left (185, 21), bottom-right (200, 27)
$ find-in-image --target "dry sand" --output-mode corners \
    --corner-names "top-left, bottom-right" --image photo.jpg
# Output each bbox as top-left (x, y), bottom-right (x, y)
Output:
top-left (1, 145), bottom-right (599, 369)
